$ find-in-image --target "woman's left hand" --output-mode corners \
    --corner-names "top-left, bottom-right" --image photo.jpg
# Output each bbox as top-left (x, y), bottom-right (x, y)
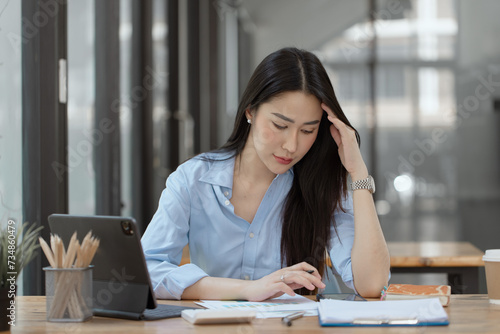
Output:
top-left (322, 103), bottom-right (368, 180)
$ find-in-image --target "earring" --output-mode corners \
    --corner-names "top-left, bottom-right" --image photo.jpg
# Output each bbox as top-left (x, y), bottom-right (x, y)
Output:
top-left (247, 119), bottom-right (251, 124)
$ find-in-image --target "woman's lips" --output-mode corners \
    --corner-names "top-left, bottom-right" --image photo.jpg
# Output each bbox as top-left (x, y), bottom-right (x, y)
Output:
top-left (274, 155), bottom-right (293, 165)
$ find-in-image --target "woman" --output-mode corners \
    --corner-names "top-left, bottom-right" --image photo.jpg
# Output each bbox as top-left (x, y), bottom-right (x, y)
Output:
top-left (142, 47), bottom-right (390, 301)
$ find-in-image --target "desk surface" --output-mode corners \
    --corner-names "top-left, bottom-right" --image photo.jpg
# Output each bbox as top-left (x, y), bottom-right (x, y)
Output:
top-left (389, 241), bottom-right (485, 267)
top-left (9, 295), bottom-right (500, 333)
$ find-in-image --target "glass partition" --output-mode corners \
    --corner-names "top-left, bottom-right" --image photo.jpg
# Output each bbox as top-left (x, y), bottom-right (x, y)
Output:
top-left (67, 0), bottom-right (96, 214)
top-left (0, 0), bottom-right (22, 226)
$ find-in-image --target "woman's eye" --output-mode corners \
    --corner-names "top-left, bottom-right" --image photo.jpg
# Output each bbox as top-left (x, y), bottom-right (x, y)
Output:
top-left (302, 129), bottom-right (314, 134)
top-left (272, 122), bottom-right (286, 130)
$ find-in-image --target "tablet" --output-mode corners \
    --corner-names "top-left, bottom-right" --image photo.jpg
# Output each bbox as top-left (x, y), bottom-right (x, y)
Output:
top-left (48, 214), bottom-right (199, 320)
top-left (48, 215), bottom-right (156, 316)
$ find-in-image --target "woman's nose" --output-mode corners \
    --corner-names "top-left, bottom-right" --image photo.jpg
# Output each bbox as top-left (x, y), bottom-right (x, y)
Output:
top-left (282, 132), bottom-right (298, 153)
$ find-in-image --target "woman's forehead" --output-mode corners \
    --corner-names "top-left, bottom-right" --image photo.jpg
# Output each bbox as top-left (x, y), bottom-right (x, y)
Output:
top-left (259, 92), bottom-right (323, 120)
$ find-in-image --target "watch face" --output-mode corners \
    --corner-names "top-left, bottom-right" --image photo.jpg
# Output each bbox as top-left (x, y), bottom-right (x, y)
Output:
top-left (369, 175), bottom-right (376, 193)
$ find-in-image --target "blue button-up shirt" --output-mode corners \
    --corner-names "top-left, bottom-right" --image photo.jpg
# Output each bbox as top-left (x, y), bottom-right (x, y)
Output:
top-left (141, 152), bottom-right (356, 299)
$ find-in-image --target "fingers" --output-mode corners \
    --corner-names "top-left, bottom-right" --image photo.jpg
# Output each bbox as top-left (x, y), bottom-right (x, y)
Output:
top-left (322, 103), bottom-right (335, 119)
top-left (277, 282), bottom-right (296, 297)
top-left (328, 115), bottom-right (353, 139)
top-left (322, 103), bottom-right (355, 139)
top-left (289, 261), bottom-right (316, 271)
top-left (247, 264), bottom-right (327, 301)
top-left (288, 262), bottom-right (320, 278)
top-left (281, 263), bottom-right (326, 291)
top-left (330, 124), bottom-right (342, 147)
top-left (246, 278), bottom-right (295, 301)
top-left (322, 103), bottom-right (346, 146)
top-left (281, 273), bottom-right (314, 290)
top-left (322, 103), bottom-right (342, 128)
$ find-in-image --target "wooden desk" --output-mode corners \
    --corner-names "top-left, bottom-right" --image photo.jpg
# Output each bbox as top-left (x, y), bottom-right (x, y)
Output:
top-left (8, 295), bottom-right (500, 333)
top-left (389, 242), bottom-right (485, 294)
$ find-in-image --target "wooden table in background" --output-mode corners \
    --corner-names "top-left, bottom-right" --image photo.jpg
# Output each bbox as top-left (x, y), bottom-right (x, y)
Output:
top-left (180, 245), bottom-right (190, 266)
top-left (388, 241), bottom-right (485, 294)
top-left (8, 295), bottom-right (500, 333)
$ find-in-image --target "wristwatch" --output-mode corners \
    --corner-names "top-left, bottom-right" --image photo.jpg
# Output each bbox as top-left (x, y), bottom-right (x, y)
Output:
top-left (350, 175), bottom-right (376, 194)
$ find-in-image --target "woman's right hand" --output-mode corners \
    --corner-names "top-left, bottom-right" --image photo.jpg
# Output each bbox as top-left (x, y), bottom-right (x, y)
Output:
top-left (240, 262), bottom-right (326, 302)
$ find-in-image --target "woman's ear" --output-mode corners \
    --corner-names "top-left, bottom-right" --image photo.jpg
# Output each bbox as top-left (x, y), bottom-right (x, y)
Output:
top-left (245, 108), bottom-right (253, 122)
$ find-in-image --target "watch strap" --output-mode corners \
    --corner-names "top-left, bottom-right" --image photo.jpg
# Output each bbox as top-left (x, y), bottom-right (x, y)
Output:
top-left (350, 175), bottom-right (375, 193)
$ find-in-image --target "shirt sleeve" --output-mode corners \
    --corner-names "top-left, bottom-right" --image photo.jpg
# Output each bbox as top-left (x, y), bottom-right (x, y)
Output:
top-left (328, 192), bottom-right (357, 292)
top-left (141, 164), bottom-right (209, 300)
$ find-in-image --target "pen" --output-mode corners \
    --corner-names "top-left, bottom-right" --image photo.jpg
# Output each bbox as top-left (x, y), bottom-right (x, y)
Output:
top-left (282, 311), bottom-right (306, 326)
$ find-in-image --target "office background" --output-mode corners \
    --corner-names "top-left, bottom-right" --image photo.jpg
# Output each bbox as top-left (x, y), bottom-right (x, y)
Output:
top-left (1, 0), bottom-right (499, 295)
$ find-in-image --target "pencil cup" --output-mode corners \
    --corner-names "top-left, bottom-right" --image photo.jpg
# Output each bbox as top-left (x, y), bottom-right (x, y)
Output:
top-left (483, 250), bottom-right (500, 304)
top-left (44, 266), bottom-right (93, 322)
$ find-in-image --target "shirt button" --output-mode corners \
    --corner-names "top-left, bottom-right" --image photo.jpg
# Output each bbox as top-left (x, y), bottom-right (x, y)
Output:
top-left (249, 233), bottom-right (254, 238)
top-left (224, 200), bottom-right (230, 206)
top-left (244, 275), bottom-right (250, 280)
top-left (224, 191), bottom-right (229, 197)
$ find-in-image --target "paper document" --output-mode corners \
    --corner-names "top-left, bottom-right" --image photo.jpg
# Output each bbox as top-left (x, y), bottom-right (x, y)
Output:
top-left (318, 298), bottom-right (449, 326)
top-left (196, 294), bottom-right (318, 318)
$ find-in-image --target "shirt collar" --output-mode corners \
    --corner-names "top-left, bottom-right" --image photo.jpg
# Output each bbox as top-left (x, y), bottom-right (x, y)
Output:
top-left (198, 151), bottom-right (295, 188)
top-left (198, 152), bottom-right (235, 189)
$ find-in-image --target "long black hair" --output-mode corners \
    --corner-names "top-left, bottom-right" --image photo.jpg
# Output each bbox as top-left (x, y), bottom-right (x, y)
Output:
top-left (219, 47), bottom-right (359, 293)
